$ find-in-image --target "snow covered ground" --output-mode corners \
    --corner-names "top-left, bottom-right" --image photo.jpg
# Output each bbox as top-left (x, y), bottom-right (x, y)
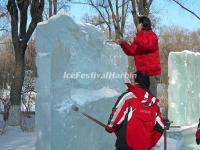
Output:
top-left (0, 126), bottom-right (199, 150)
top-left (0, 127), bottom-right (36, 150)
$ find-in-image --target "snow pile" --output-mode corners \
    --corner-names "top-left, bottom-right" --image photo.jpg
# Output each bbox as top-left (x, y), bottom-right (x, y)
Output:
top-left (35, 12), bottom-right (127, 150)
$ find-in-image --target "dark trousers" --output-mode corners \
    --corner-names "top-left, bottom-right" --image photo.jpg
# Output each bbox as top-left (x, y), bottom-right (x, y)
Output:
top-left (149, 75), bottom-right (161, 97)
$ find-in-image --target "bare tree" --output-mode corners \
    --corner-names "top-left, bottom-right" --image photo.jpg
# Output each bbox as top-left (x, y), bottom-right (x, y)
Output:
top-left (7, 0), bottom-right (44, 126)
top-left (71, 0), bottom-right (130, 40)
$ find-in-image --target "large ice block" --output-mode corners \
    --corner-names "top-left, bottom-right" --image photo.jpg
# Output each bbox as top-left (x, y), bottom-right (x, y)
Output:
top-left (35, 12), bottom-right (128, 150)
top-left (168, 50), bottom-right (200, 126)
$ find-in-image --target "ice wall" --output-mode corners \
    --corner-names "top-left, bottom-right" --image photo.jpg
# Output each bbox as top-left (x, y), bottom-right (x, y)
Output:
top-left (168, 50), bottom-right (200, 126)
top-left (35, 13), bottom-right (128, 150)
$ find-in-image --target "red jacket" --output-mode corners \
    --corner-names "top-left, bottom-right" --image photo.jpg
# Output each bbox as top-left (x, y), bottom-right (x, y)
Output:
top-left (120, 30), bottom-right (161, 76)
top-left (106, 84), bottom-right (164, 150)
top-left (196, 119), bottom-right (200, 145)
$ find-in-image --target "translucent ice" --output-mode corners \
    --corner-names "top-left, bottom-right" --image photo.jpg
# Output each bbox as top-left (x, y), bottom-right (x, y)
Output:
top-left (168, 50), bottom-right (200, 126)
top-left (35, 13), bottom-right (128, 150)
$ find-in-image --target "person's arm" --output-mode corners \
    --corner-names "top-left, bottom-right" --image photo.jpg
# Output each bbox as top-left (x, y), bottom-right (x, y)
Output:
top-left (118, 40), bottom-right (138, 56)
top-left (150, 108), bottom-right (165, 148)
top-left (134, 31), bottom-right (158, 52)
top-left (105, 92), bottom-right (134, 134)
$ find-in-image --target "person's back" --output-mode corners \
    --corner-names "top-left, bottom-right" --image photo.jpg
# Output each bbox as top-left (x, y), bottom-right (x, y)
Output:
top-left (120, 29), bottom-right (161, 76)
top-left (105, 72), bottom-right (164, 150)
top-left (133, 30), bottom-right (161, 75)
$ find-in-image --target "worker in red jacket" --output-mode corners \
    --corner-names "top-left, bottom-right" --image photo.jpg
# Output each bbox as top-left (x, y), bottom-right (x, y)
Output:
top-left (196, 118), bottom-right (200, 145)
top-left (117, 16), bottom-right (161, 96)
top-left (105, 71), bottom-right (164, 150)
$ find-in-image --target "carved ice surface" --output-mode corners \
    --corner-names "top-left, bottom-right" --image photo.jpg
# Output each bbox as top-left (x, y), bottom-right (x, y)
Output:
top-left (168, 50), bottom-right (200, 126)
top-left (165, 50), bottom-right (200, 149)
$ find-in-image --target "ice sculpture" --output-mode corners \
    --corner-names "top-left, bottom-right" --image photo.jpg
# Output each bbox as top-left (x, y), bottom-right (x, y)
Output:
top-left (168, 50), bottom-right (200, 126)
top-left (35, 12), bottom-right (128, 150)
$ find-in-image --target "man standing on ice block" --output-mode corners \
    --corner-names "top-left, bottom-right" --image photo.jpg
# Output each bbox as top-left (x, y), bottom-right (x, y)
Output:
top-left (105, 71), bottom-right (164, 150)
top-left (116, 16), bottom-right (161, 96)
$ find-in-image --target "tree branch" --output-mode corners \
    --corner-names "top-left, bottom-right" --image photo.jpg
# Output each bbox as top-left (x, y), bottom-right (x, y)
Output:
top-left (121, 0), bottom-right (128, 35)
top-left (70, 0), bottom-right (131, 9)
top-left (172, 0), bottom-right (200, 21)
top-left (148, 0), bottom-right (153, 7)
top-left (70, 1), bottom-right (92, 5)
top-left (0, 11), bottom-right (9, 18)
top-left (17, 0), bottom-right (30, 39)
top-left (88, 0), bottom-right (109, 26)
top-left (23, 0), bottom-right (44, 44)
top-left (131, 0), bottom-right (139, 27)
top-left (7, 0), bottom-right (19, 46)
top-left (108, 0), bottom-right (117, 25)
top-left (0, 28), bottom-right (9, 32)
top-left (118, 0), bottom-right (131, 8)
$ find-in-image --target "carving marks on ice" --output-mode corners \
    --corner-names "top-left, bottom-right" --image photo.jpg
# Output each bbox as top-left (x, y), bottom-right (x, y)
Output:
top-left (55, 87), bottom-right (120, 114)
top-left (37, 52), bottom-right (50, 57)
top-left (169, 69), bottom-right (178, 85)
top-left (71, 87), bottom-right (120, 105)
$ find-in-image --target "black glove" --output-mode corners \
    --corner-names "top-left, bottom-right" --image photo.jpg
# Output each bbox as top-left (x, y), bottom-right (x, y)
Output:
top-left (196, 138), bottom-right (200, 145)
top-left (164, 119), bottom-right (171, 130)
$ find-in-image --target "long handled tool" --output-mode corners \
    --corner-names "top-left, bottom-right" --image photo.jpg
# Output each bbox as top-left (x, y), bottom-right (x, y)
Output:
top-left (71, 105), bottom-right (106, 128)
top-left (164, 127), bottom-right (167, 150)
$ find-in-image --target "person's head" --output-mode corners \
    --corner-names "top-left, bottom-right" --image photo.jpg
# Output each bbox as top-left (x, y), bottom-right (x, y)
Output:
top-left (134, 71), bottom-right (150, 90)
top-left (137, 16), bottom-right (152, 31)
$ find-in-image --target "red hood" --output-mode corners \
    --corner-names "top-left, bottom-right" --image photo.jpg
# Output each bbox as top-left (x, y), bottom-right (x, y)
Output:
top-left (125, 83), bottom-right (159, 107)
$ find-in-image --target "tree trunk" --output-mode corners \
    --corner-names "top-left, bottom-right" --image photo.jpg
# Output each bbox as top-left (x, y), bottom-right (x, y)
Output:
top-left (115, 30), bottom-right (121, 40)
top-left (53, 0), bottom-right (57, 15)
top-left (7, 105), bottom-right (21, 126)
top-left (7, 0), bottom-right (44, 126)
top-left (8, 44), bottom-right (26, 126)
top-left (49, 0), bottom-right (53, 17)
top-left (128, 57), bottom-right (135, 81)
